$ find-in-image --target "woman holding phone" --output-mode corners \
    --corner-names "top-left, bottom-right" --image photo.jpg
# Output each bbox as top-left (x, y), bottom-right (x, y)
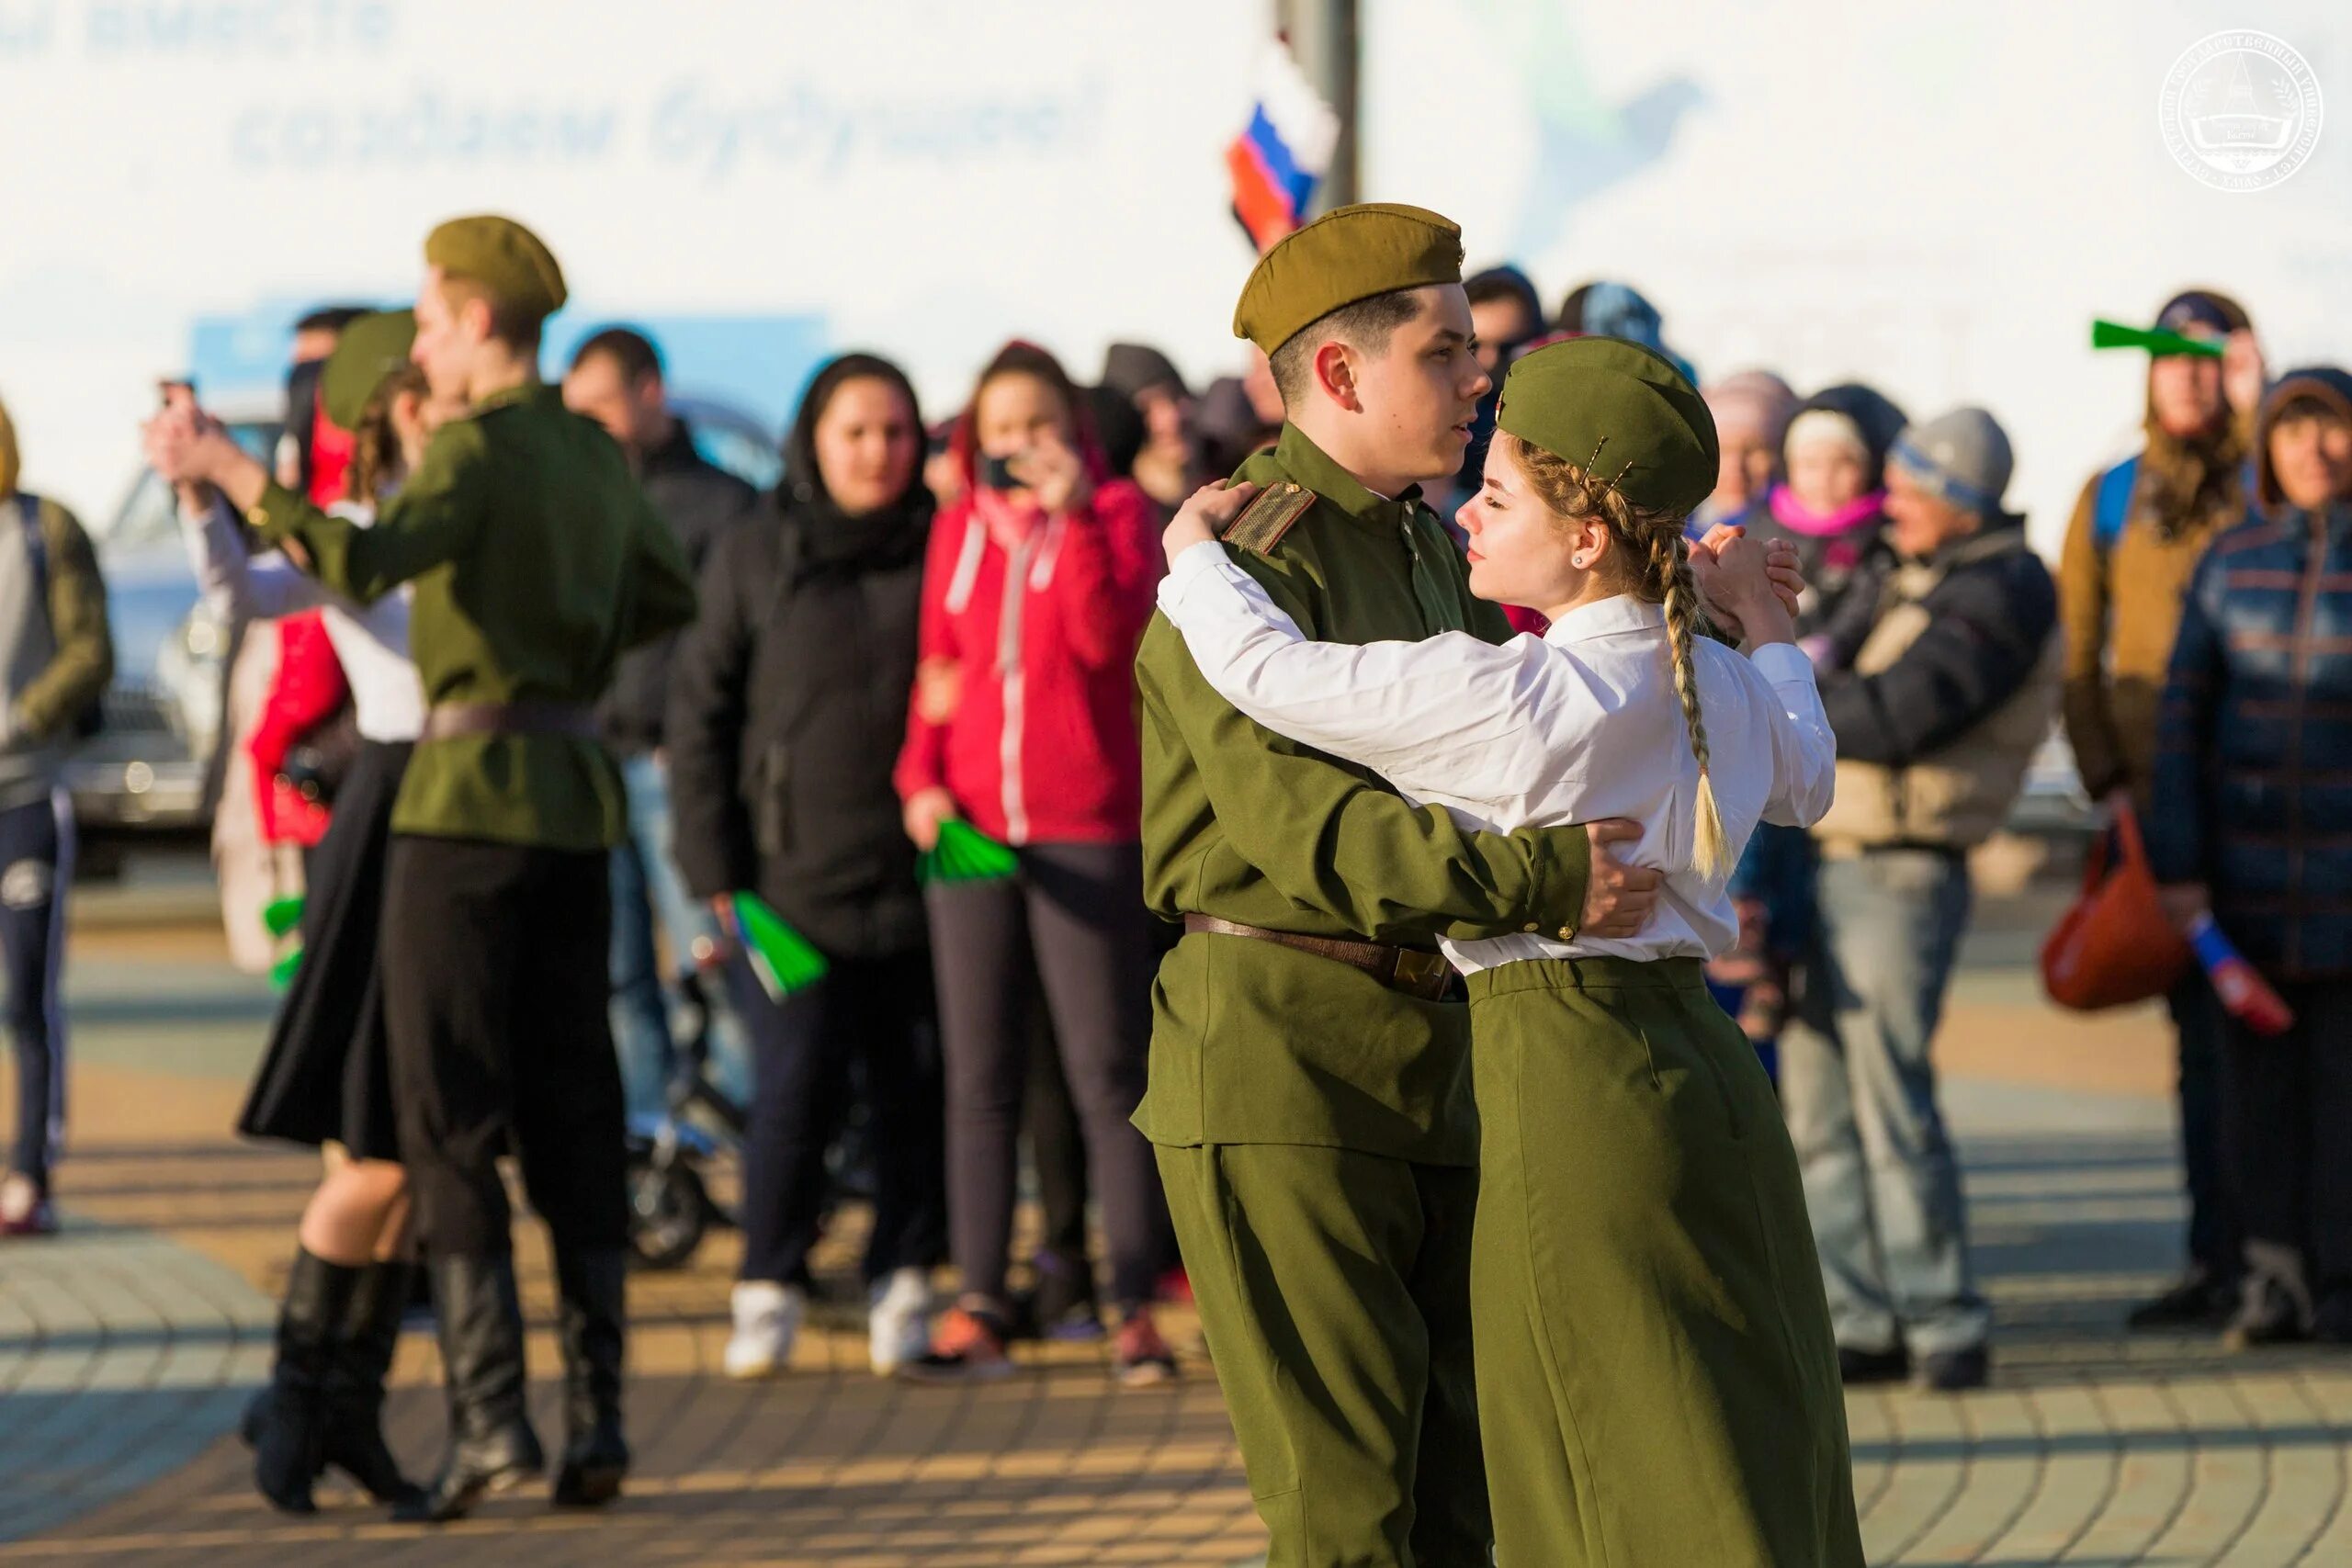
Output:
top-left (892, 341), bottom-right (1172, 1386)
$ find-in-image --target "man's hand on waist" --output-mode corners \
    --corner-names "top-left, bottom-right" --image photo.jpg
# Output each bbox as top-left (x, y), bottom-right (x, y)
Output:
top-left (1579, 818), bottom-right (1661, 941)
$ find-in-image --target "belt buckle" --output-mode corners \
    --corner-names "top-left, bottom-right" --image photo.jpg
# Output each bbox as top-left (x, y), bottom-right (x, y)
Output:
top-left (1391, 948), bottom-right (1452, 998)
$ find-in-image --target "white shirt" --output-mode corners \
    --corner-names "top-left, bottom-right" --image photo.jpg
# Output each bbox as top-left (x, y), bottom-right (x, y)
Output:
top-left (180, 500), bottom-right (425, 743)
top-left (1157, 540), bottom-right (1838, 971)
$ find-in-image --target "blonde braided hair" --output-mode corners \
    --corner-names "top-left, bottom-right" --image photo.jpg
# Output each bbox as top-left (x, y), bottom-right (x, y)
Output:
top-left (1502, 432), bottom-right (1733, 883)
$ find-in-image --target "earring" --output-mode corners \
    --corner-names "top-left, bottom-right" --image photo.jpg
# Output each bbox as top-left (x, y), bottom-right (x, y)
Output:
top-left (1571, 554), bottom-right (1589, 569)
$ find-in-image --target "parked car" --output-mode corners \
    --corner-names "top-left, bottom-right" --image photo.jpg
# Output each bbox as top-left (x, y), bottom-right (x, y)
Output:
top-left (673, 394), bottom-right (783, 493)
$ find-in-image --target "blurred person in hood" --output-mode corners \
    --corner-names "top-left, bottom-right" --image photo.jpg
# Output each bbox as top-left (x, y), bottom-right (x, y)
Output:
top-left (1758, 382), bottom-right (1908, 633)
top-left (1101, 343), bottom-right (1203, 510)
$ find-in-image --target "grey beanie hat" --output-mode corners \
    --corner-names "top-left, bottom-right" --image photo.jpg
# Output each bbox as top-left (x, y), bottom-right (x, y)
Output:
top-left (1890, 406), bottom-right (2018, 522)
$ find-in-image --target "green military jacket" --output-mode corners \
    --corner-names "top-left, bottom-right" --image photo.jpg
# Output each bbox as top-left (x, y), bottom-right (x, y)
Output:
top-left (1133, 423), bottom-right (1590, 1165)
top-left (252, 383), bottom-right (696, 852)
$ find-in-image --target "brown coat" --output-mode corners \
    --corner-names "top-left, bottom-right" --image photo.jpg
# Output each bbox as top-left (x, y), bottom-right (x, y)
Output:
top-left (2057, 464), bottom-right (2242, 811)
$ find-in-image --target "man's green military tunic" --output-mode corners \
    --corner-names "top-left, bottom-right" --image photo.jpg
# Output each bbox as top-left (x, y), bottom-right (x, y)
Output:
top-left (1134, 423), bottom-right (1590, 1566)
top-left (248, 382), bottom-right (696, 850)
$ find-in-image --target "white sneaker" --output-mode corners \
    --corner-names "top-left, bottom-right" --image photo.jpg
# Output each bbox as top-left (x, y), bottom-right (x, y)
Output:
top-left (867, 1267), bottom-right (933, 1376)
top-left (723, 1280), bottom-right (805, 1380)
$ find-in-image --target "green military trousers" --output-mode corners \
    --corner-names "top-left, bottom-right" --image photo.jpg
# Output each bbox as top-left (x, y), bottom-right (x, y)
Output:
top-left (1464, 957), bottom-right (1865, 1568)
top-left (1155, 1141), bottom-right (1490, 1567)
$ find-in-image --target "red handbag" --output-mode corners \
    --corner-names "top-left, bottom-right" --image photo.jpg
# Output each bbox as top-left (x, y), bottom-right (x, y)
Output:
top-left (2041, 799), bottom-right (2192, 1011)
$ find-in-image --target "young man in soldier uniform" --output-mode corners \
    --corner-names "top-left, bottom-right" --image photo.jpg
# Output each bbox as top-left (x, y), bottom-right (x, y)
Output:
top-left (145, 215), bottom-right (696, 1524)
top-left (1133, 202), bottom-right (1661, 1566)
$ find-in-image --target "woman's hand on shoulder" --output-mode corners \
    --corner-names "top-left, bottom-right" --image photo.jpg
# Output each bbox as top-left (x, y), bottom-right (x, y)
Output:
top-left (1163, 480), bottom-right (1260, 569)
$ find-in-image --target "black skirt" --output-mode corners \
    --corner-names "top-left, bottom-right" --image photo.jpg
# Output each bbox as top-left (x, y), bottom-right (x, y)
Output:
top-left (236, 739), bottom-right (413, 1160)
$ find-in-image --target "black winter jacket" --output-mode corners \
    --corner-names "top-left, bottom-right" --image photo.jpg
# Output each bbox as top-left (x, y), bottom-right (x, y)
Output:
top-left (1815, 523), bottom-right (2059, 769)
top-left (599, 424), bottom-right (758, 755)
top-left (2150, 502), bottom-right (2352, 979)
top-left (664, 502), bottom-right (930, 960)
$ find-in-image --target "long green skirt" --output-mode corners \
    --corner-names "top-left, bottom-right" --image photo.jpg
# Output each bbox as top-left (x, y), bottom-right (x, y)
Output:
top-left (1465, 956), bottom-right (1864, 1567)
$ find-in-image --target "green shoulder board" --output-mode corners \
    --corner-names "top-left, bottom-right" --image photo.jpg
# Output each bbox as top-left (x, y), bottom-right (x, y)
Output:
top-left (1219, 481), bottom-right (1316, 556)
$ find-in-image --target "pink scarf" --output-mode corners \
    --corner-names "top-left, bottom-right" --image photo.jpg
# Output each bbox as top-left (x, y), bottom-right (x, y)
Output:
top-left (973, 483), bottom-right (1046, 553)
top-left (1769, 483), bottom-right (1884, 538)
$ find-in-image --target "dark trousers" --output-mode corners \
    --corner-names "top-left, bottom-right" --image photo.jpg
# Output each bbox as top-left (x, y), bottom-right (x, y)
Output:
top-left (730, 948), bottom-right (945, 1289)
top-left (1023, 1005), bottom-right (1093, 1288)
top-left (1159, 1143), bottom-right (1490, 1566)
top-left (927, 840), bottom-right (1159, 1309)
top-left (0, 794), bottom-right (67, 1190)
top-left (382, 836), bottom-right (627, 1259)
top-left (2223, 979), bottom-right (2352, 1299)
top-left (2168, 975), bottom-right (2237, 1281)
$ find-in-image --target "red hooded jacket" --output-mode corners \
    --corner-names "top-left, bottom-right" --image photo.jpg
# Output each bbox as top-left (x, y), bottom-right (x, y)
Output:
top-left (894, 409), bottom-right (1160, 846)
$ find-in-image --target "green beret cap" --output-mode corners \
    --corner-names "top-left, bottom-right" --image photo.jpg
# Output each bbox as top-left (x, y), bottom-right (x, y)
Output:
top-left (319, 310), bottom-right (416, 432)
top-left (1232, 202), bottom-right (1464, 357)
top-left (1495, 336), bottom-right (1721, 516)
top-left (424, 214), bottom-right (567, 322)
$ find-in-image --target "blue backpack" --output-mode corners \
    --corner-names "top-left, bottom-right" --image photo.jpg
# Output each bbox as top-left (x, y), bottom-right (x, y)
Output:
top-left (2091, 455), bottom-right (2140, 550)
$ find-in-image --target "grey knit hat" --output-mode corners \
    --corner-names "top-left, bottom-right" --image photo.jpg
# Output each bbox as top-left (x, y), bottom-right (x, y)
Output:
top-left (1890, 406), bottom-right (2018, 523)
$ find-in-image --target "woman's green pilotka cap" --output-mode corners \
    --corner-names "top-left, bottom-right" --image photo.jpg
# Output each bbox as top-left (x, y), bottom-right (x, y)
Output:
top-left (424, 214), bottom-right (568, 322)
top-left (319, 310), bottom-right (416, 431)
top-left (1232, 202), bottom-right (1464, 356)
top-left (1496, 336), bottom-right (1721, 515)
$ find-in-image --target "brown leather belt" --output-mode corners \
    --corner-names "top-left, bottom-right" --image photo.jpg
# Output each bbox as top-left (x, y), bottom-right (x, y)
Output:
top-left (419, 700), bottom-right (600, 744)
top-left (1182, 914), bottom-right (1455, 1001)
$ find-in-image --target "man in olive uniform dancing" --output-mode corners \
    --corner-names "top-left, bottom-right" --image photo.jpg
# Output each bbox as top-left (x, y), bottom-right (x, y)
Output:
top-left (147, 215), bottom-right (696, 1523)
top-left (1134, 202), bottom-right (1661, 1565)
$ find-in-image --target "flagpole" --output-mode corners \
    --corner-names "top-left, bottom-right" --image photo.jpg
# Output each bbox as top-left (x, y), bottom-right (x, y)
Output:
top-left (1276, 0), bottom-right (1359, 211)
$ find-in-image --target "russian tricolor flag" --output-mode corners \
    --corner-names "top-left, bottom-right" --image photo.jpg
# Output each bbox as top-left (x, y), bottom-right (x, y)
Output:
top-left (1227, 41), bottom-right (1340, 253)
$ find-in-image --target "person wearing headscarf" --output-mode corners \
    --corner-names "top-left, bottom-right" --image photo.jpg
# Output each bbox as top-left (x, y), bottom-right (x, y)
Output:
top-left (1697, 369), bottom-right (1800, 531)
top-left (1755, 383), bottom-right (1909, 632)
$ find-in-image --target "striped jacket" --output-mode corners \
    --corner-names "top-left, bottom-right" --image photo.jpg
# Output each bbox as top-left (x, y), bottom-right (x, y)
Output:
top-left (2151, 502), bottom-right (2352, 978)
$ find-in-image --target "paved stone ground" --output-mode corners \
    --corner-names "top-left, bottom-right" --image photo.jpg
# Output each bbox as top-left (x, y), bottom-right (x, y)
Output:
top-left (3, 907), bottom-right (2349, 1565)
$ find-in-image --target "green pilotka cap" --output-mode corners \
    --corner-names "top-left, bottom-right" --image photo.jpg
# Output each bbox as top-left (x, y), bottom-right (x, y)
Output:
top-left (1495, 336), bottom-right (1721, 516)
top-left (318, 310), bottom-right (416, 432)
top-left (424, 214), bottom-right (568, 322)
top-left (1232, 202), bottom-right (1465, 356)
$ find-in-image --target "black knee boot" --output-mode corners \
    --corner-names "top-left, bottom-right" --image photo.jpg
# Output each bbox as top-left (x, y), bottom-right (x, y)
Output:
top-left (550, 1247), bottom-right (629, 1507)
top-left (318, 1260), bottom-right (423, 1506)
top-left (394, 1253), bottom-right (544, 1524)
top-left (250, 1248), bottom-right (358, 1513)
